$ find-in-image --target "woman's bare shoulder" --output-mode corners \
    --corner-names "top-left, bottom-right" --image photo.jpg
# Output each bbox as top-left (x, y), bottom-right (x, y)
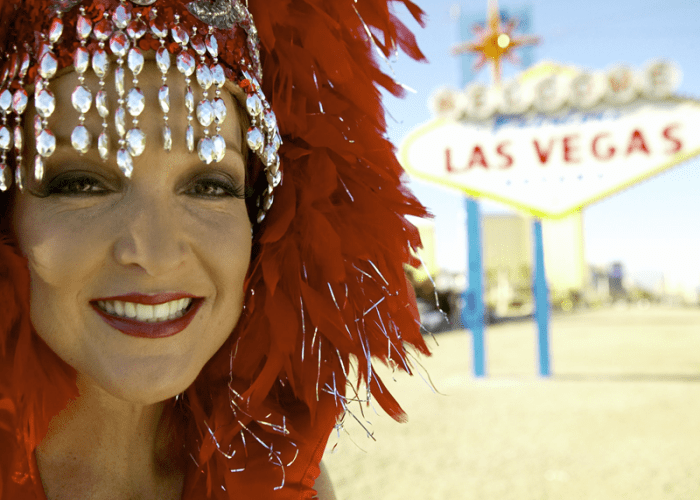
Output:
top-left (314, 461), bottom-right (337, 500)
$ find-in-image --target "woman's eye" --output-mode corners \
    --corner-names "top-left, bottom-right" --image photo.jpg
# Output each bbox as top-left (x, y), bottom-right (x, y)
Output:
top-left (188, 178), bottom-right (245, 199)
top-left (46, 174), bottom-right (109, 196)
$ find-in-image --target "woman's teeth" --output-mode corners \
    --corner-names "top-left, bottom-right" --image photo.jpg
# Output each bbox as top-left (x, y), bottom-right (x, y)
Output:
top-left (97, 298), bottom-right (192, 322)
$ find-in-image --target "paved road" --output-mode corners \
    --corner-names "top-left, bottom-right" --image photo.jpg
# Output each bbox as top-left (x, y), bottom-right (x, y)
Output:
top-left (323, 306), bottom-right (700, 500)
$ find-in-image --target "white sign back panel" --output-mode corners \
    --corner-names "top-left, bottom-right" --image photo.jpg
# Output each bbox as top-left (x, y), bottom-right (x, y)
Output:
top-left (400, 99), bottom-right (700, 218)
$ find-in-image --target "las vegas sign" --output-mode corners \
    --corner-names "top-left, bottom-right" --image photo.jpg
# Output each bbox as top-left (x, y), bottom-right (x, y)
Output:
top-left (400, 61), bottom-right (700, 218)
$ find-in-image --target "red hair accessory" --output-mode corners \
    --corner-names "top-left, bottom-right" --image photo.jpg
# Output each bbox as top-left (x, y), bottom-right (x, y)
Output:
top-left (0, 0), bottom-right (430, 497)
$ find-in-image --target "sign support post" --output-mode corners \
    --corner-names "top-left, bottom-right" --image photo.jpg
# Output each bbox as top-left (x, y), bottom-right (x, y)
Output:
top-left (462, 198), bottom-right (486, 377)
top-left (533, 220), bottom-right (551, 376)
top-left (454, 0), bottom-right (538, 377)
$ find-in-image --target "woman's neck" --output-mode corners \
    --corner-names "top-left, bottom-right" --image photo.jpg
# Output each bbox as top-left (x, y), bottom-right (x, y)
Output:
top-left (35, 376), bottom-right (185, 500)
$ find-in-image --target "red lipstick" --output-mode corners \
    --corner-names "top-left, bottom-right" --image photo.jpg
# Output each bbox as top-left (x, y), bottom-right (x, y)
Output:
top-left (90, 293), bottom-right (204, 339)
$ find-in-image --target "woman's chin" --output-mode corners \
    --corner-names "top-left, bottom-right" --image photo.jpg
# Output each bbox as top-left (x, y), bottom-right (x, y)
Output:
top-left (76, 366), bottom-right (196, 406)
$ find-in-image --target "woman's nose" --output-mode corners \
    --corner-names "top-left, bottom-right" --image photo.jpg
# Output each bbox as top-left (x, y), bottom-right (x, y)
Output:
top-left (112, 194), bottom-right (189, 276)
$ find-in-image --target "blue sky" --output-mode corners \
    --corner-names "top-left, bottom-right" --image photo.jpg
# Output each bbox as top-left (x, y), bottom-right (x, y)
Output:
top-left (383, 0), bottom-right (700, 291)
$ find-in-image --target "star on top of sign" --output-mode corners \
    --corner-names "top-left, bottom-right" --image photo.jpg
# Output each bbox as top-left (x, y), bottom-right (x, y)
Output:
top-left (452, 0), bottom-right (540, 84)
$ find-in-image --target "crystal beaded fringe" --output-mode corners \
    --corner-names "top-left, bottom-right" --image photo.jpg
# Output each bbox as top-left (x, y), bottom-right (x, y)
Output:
top-left (0, 0), bottom-right (282, 223)
top-left (71, 7), bottom-right (94, 157)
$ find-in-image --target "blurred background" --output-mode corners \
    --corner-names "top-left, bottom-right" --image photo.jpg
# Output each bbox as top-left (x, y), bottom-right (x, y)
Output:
top-left (323, 1), bottom-right (700, 498)
top-left (394, 0), bottom-right (700, 323)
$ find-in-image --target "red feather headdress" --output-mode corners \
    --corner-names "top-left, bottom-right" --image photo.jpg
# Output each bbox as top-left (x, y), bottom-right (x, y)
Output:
top-left (0, 0), bottom-right (430, 498)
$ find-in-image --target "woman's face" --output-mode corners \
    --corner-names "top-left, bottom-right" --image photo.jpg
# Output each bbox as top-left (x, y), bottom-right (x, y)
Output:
top-left (11, 61), bottom-right (252, 404)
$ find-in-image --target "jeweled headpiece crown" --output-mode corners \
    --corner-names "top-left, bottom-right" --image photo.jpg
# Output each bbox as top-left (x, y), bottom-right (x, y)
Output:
top-left (0, 0), bottom-right (281, 222)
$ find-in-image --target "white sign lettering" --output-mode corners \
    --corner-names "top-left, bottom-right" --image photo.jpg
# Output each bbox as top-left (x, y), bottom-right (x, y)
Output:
top-left (430, 60), bottom-right (681, 119)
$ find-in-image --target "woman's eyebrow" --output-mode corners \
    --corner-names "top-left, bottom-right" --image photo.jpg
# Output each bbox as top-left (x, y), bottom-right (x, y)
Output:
top-left (43, 144), bottom-right (120, 177)
top-left (189, 156), bottom-right (247, 182)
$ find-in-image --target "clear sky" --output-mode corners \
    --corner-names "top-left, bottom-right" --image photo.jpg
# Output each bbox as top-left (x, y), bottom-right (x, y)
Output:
top-left (383, 0), bottom-right (700, 292)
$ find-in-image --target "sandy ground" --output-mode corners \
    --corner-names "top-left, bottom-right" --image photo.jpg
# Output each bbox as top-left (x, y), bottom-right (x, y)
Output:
top-left (322, 305), bottom-right (700, 500)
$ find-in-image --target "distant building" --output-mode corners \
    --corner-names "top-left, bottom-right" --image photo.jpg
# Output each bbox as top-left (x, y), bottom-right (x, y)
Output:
top-left (588, 265), bottom-right (610, 303)
top-left (407, 217), bottom-right (438, 284)
top-left (481, 214), bottom-right (532, 317)
top-left (540, 213), bottom-right (587, 293)
top-left (480, 211), bottom-right (587, 314)
top-left (409, 211), bottom-right (595, 321)
top-left (608, 262), bottom-right (625, 301)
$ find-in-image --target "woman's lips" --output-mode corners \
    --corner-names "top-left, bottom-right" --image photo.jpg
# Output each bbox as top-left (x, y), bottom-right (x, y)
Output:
top-left (90, 296), bottom-right (204, 339)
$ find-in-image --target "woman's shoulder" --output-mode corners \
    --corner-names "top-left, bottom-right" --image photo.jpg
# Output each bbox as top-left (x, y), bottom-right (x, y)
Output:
top-left (314, 462), bottom-right (337, 500)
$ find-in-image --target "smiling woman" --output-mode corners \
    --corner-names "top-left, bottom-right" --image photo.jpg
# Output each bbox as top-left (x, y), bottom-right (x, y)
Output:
top-left (12, 60), bottom-right (252, 409)
top-left (0, 1), bottom-right (430, 499)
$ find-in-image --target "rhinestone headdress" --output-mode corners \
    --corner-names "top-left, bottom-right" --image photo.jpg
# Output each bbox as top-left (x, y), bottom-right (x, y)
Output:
top-left (0, 0), bottom-right (281, 222)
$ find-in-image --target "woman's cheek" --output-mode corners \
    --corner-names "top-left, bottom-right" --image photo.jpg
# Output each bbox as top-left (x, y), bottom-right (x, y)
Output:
top-left (22, 218), bottom-right (102, 285)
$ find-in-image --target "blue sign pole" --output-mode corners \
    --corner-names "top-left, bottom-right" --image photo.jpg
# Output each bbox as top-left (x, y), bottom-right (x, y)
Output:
top-left (459, 10), bottom-right (488, 377)
top-left (533, 220), bottom-right (551, 376)
top-left (461, 198), bottom-right (486, 377)
top-left (457, 5), bottom-right (537, 377)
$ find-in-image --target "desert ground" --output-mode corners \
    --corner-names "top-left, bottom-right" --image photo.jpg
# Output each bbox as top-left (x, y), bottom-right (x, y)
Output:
top-left (322, 305), bottom-right (700, 500)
